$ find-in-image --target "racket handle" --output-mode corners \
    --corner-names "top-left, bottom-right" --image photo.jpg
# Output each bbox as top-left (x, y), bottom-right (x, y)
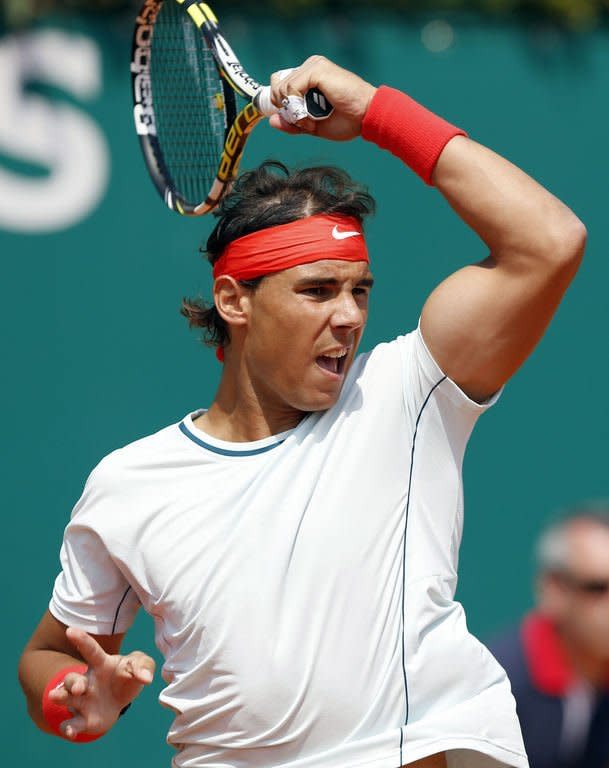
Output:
top-left (255, 84), bottom-right (333, 121)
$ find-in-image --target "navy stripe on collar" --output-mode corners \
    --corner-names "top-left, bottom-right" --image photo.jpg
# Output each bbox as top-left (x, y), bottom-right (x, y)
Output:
top-left (179, 422), bottom-right (286, 457)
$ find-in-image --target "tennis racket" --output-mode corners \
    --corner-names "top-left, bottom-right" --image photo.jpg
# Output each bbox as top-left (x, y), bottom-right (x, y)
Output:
top-left (131, 0), bottom-right (333, 215)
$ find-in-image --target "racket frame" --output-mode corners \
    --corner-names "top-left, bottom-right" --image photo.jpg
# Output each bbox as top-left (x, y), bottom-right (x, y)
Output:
top-left (131, 0), bottom-right (265, 215)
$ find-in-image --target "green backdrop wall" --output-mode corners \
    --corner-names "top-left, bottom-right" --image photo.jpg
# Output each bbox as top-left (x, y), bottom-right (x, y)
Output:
top-left (4, 10), bottom-right (608, 768)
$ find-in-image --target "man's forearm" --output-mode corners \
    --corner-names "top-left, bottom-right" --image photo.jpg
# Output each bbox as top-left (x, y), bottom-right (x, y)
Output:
top-left (360, 85), bottom-right (585, 268)
top-left (358, 81), bottom-right (585, 398)
top-left (18, 648), bottom-right (85, 733)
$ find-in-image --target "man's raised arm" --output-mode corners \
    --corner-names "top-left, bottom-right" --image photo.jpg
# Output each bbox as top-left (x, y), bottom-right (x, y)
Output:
top-left (420, 135), bottom-right (585, 401)
top-left (269, 56), bottom-right (586, 401)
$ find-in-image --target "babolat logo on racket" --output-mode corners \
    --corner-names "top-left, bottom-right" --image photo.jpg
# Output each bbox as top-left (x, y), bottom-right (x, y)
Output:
top-left (131, 0), bottom-right (158, 136)
top-left (225, 61), bottom-right (260, 92)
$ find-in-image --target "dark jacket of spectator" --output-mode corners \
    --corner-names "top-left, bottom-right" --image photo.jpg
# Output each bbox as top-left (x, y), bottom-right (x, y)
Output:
top-left (490, 611), bottom-right (609, 768)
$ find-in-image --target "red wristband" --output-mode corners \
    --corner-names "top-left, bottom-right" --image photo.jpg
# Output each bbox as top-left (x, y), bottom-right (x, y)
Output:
top-left (361, 85), bottom-right (467, 185)
top-left (42, 664), bottom-right (102, 743)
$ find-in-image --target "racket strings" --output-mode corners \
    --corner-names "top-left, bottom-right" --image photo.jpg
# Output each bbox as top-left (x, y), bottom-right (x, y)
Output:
top-left (151, 2), bottom-right (229, 205)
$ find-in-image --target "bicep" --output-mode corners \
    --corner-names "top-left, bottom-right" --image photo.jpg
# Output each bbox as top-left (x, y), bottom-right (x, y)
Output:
top-left (420, 253), bottom-right (579, 402)
top-left (26, 609), bottom-right (125, 657)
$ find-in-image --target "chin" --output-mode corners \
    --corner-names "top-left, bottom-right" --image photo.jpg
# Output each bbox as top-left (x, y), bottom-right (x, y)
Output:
top-left (284, 363), bottom-right (351, 413)
top-left (291, 389), bottom-right (342, 414)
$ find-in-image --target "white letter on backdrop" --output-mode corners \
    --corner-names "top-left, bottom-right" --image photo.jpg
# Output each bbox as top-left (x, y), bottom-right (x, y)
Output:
top-left (0, 29), bottom-right (109, 233)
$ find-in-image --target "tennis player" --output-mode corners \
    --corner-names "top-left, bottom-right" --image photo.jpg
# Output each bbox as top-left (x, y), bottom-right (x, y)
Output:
top-left (19, 57), bottom-right (585, 768)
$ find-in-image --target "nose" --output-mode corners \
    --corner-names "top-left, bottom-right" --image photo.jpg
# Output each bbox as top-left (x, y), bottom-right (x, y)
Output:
top-left (330, 290), bottom-right (365, 330)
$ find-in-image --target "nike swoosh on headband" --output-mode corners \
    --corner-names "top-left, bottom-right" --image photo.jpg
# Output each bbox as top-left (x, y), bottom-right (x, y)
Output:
top-left (332, 225), bottom-right (362, 240)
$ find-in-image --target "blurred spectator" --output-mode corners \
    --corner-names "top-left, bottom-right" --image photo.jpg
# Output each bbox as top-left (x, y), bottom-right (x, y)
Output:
top-left (489, 503), bottom-right (609, 768)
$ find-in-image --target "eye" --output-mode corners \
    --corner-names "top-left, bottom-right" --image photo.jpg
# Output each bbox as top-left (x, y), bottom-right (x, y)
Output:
top-left (353, 286), bottom-right (371, 302)
top-left (303, 286), bottom-right (331, 298)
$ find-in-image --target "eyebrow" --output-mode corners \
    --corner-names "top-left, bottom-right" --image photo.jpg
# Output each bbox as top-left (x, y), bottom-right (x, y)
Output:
top-left (294, 276), bottom-right (375, 288)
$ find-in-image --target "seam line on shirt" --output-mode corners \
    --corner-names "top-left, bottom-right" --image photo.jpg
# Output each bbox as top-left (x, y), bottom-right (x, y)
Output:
top-left (178, 422), bottom-right (286, 457)
top-left (399, 375), bottom-right (447, 766)
top-left (112, 586), bottom-right (132, 634)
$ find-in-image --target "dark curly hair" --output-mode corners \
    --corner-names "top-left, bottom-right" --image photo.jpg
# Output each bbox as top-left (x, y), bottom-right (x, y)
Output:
top-left (181, 160), bottom-right (375, 353)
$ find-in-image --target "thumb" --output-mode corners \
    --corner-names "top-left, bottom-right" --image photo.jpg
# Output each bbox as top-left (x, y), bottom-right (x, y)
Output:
top-left (268, 114), bottom-right (303, 135)
top-left (135, 665), bottom-right (154, 684)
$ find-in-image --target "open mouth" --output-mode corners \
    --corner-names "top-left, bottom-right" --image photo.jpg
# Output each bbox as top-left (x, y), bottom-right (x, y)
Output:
top-left (315, 349), bottom-right (349, 376)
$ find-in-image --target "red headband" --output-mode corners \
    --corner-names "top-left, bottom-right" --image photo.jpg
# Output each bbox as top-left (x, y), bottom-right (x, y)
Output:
top-left (212, 213), bottom-right (369, 281)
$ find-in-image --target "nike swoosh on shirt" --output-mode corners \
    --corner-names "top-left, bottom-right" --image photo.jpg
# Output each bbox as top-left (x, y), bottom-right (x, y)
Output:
top-left (332, 225), bottom-right (361, 240)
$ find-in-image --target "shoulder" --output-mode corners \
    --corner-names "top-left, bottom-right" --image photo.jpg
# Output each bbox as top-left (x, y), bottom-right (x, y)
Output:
top-left (349, 328), bottom-right (418, 385)
top-left (355, 326), bottom-right (445, 393)
top-left (68, 418), bottom-right (188, 527)
top-left (356, 326), bottom-right (493, 412)
top-left (335, 331), bottom-right (418, 417)
top-left (84, 419), bottom-right (185, 495)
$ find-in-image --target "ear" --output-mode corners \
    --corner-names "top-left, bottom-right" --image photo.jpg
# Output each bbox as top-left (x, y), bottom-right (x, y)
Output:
top-left (213, 276), bottom-right (251, 329)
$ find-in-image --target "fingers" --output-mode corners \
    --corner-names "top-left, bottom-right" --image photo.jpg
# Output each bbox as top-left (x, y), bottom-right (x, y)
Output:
top-left (269, 69), bottom-right (292, 108)
top-left (267, 56), bottom-right (375, 141)
top-left (61, 713), bottom-right (88, 740)
top-left (268, 113), bottom-right (311, 135)
top-left (118, 651), bottom-right (155, 685)
top-left (66, 626), bottom-right (107, 670)
top-left (48, 677), bottom-right (92, 738)
top-left (270, 55), bottom-right (326, 109)
top-left (60, 711), bottom-right (105, 740)
top-left (64, 670), bottom-right (88, 696)
top-left (48, 672), bottom-right (89, 705)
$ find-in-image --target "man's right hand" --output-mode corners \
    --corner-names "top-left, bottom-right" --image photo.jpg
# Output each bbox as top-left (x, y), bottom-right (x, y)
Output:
top-left (268, 56), bottom-right (376, 141)
top-left (47, 626), bottom-right (156, 740)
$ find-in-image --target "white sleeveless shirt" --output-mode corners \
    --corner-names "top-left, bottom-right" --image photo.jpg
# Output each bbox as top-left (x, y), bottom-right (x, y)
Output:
top-left (50, 327), bottom-right (528, 768)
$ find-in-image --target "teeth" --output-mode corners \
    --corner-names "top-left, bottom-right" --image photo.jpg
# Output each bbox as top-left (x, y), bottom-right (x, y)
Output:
top-left (325, 349), bottom-right (348, 358)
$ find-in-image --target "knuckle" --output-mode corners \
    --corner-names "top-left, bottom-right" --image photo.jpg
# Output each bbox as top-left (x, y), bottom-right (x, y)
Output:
top-left (117, 658), bottom-right (131, 676)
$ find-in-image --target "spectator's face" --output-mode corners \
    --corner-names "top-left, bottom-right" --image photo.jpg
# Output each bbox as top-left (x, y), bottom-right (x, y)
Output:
top-left (541, 521), bottom-right (609, 660)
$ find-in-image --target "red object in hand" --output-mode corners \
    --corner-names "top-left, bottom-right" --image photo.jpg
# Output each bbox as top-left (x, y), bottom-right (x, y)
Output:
top-left (361, 85), bottom-right (467, 185)
top-left (41, 664), bottom-right (102, 743)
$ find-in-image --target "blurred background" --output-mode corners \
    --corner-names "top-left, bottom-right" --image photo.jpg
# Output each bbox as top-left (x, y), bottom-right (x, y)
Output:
top-left (3, 0), bottom-right (608, 766)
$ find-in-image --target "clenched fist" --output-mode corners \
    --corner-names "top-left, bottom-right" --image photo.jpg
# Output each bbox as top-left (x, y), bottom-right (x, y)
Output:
top-left (268, 55), bottom-right (377, 141)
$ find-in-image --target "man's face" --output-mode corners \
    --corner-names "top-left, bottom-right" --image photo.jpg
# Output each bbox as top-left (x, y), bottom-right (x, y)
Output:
top-left (540, 521), bottom-right (609, 660)
top-left (241, 259), bottom-right (373, 415)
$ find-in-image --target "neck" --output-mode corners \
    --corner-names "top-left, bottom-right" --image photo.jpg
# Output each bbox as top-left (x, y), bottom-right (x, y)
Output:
top-left (194, 359), bottom-right (306, 442)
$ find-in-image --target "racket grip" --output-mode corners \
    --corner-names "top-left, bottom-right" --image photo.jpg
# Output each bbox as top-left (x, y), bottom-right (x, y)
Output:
top-left (254, 86), bottom-right (280, 117)
top-left (254, 84), bottom-right (333, 121)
